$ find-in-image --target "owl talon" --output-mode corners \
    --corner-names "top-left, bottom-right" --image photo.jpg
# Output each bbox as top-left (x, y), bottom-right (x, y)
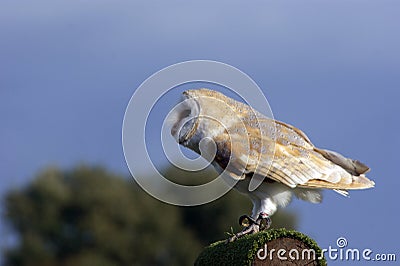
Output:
top-left (238, 215), bottom-right (256, 227)
top-left (226, 223), bottom-right (260, 243)
top-left (257, 212), bottom-right (272, 230)
top-left (226, 213), bottom-right (272, 243)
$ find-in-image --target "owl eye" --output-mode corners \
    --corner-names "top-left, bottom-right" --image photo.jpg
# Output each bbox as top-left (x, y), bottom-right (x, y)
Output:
top-left (180, 109), bottom-right (191, 118)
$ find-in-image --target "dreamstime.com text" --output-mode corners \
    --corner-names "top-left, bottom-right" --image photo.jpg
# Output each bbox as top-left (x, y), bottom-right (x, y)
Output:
top-left (256, 237), bottom-right (396, 262)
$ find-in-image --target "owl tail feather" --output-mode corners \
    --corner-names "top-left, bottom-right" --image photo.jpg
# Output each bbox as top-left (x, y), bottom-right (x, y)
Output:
top-left (314, 147), bottom-right (370, 175)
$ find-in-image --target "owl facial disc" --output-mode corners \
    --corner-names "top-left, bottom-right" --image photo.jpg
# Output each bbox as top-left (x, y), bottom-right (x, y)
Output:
top-left (169, 95), bottom-right (200, 144)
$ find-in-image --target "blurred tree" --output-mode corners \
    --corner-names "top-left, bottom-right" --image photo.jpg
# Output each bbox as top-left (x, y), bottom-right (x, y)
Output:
top-left (3, 166), bottom-right (200, 266)
top-left (3, 165), bottom-right (298, 265)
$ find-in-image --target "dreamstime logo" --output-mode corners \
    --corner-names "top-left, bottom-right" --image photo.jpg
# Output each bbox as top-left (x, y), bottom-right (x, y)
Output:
top-left (122, 60), bottom-right (274, 206)
top-left (256, 237), bottom-right (397, 262)
top-left (336, 236), bottom-right (348, 248)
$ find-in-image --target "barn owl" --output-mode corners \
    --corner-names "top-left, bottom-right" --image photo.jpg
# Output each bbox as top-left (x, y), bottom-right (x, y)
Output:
top-left (169, 88), bottom-right (374, 241)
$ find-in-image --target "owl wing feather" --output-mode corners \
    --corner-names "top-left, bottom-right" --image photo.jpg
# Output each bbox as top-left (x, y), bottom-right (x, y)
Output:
top-left (224, 117), bottom-right (374, 191)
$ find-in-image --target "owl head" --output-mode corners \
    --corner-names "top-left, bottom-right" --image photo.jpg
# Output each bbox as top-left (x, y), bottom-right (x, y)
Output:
top-left (167, 88), bottom-right (256, 153)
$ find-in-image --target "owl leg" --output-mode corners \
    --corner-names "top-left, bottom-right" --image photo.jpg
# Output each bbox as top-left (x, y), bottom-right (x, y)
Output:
top-left (226, 212), bottom-right (271, 242)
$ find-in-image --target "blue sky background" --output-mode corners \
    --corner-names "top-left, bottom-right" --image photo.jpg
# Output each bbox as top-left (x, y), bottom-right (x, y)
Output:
top-left (1, 1), bottom-right (399, 264)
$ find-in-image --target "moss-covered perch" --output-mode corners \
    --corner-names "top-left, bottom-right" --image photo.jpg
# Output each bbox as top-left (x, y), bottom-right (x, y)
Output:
top-left (195, 229), bottom-right (327, 266)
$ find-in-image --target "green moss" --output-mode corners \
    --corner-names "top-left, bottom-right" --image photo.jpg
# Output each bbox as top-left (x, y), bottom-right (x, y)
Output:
top-left (194, 228), bottom-right (327, 266)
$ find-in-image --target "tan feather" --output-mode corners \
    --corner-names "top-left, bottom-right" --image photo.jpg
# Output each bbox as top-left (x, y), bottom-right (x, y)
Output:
top-left (227, 117), bottom-right (375, 191)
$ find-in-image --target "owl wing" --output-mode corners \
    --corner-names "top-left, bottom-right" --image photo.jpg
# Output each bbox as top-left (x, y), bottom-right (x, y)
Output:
top-left (227, 118), bottom-right (374, 191)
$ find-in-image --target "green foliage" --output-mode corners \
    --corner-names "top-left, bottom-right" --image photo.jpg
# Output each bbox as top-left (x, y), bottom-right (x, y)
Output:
top-left (3, 165), bottom-right (298, 265)
top-left (195, 229), bottom-right (327, 266)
